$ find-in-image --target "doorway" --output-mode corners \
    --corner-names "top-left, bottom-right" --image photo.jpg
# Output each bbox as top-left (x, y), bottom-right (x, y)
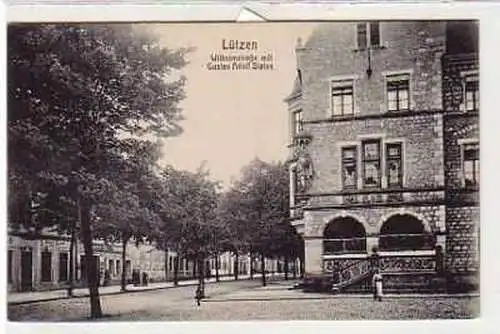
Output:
top-left (21, 250), bottom-right (33, 291)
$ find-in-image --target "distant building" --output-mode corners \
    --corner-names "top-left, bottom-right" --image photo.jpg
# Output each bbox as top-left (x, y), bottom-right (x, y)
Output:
top-left (8, 227), bottom-right (292, 292)
top-left (286, 21), bottom-right (478, 292)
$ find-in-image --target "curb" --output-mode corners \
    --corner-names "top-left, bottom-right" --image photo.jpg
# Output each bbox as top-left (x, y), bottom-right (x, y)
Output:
top-left (7, 278), bottom-right (266, 306)
top-left (204, 293), bottom-right (480, 303)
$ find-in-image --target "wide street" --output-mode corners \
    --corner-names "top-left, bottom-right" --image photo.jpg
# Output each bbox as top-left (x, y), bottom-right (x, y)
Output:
top-left (8, 279), bottom-right (479, 321)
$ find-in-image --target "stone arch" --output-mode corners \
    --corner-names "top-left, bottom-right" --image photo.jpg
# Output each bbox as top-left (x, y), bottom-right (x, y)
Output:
top-left (376, 209), bottom-right (432, 234)
top-left (323, 211), bottom-right (369, 233)
top-left (378, 212), bottom-right (435, 251)
top-left (322, 215), bottom-right (367, 254)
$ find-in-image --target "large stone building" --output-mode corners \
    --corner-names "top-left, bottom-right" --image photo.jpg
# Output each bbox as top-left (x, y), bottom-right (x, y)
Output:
top-left (286, 21), bottom-right (479, 292)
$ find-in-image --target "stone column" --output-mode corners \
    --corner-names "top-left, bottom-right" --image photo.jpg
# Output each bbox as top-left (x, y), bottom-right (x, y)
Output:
top-left (366, 236), bottom-right (379, 254)
top-left (436, 234), bottom-right (446, 252)
top-left (304, 238), bottom-right (323, 275)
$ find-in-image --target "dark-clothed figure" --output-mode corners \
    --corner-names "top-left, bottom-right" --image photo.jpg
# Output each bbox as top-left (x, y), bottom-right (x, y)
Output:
top-left (103, 270), bottom-right (111, 287)
top-left (195, 285), bottom-right (203, 306)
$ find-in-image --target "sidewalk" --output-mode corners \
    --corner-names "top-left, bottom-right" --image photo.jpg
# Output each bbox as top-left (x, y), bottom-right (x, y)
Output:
top-left (8, 274), bottom-right (257, 305)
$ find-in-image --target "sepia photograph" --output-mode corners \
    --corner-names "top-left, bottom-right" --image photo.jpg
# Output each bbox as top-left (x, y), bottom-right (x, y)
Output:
top-left (6, 19), bottom-right (480, 322)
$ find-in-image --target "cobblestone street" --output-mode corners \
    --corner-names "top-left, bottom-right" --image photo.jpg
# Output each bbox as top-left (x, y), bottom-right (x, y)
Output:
top-left (8, 280), bottom-right (479, 321)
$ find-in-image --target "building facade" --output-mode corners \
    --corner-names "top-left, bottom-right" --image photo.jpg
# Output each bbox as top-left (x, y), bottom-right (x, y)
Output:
top-left (286, 21), bottom-right (479, 292)
top-left (8, 228), bottom-right (293, 292)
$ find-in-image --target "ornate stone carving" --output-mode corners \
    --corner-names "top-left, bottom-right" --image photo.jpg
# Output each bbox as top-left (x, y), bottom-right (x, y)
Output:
top-left (379, 256), bottom-right (436, 272)
top-left (293, 139), bottom-right (314, 193)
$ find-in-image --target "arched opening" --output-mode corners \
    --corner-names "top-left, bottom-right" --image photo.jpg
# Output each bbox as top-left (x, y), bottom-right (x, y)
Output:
top-left (323, 217), bottom-right (366, 254)
top-left (379, 214), bottom-right (435, 251)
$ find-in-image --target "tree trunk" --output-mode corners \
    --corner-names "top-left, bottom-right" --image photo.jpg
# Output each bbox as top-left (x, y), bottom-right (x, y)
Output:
top-left (215, 253), bottom-right (220, 282)
top-left (67, 220), bottom-right (76, 297)
top-left (193, 259), bottom-right (197, 279)
top-left (120, 238), bottom-right (129, 292)
top-left (292, 258), bottom-right (297, 279)
top-left (198, 257), bottom-right (205, 298)
top-left (249, 250), bottom-right (254, 279)
top-left (173, 256), bottom-right (179, 286)
top-left (164, 250), bottom-right (169, 282)
top-left (78, 198), bottom-right (102, 318)
top-left (234, 252), bottom-right (239, 281)
top-left (260, 253), bottom-right (266, 287)
top-left (284, 257), bottom-right (289, 281)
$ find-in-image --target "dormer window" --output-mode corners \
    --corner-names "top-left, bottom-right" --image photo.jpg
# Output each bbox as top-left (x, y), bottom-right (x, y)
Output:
top-left (357, 21), bottom-right (380, 49)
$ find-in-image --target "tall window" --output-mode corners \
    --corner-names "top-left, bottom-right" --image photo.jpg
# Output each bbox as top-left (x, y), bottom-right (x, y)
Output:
top-left (331, 81), bottom-right (354, 116)
top-left (41, 251), bottom-right (52, 282)
top-left (465, 74), bottom-right (479, 111)
top-left (59, 253), bottom-right (68, 282)
top-left (386, 143), bottom-right (403, 188)
top-left (342, 146), bottom-right (358, 189)
top-left (357, 21), bottom-right (380, 49)
top-left (387, 74), bottom-right (410, 112)
top-left (293, 110), bottom-right (303, 134)
top-left (463, 143), bottom-right (479, 187)
top-left (362, 140), bottom-right (381, 188)
top-left (8, 250), bottom-right (13, 283)
top-left (369, 21), bottom-right (380, 47)
top-left (108, 259), bottom-right (114, 275)
top-left (168, 256), bottom-right (173, 271)
top-left (116, 260), bottom-right (121, 276)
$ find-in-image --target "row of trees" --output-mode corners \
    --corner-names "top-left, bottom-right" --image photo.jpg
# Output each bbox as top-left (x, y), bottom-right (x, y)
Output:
top-left (8, 24), bottom-right (303, 319)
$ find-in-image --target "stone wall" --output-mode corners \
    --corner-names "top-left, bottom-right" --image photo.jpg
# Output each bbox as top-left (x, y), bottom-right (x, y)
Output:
top-left (445, 206), bottom-right (480, 273)
top-left (306, 114), bottom-right (444, 194)
top-left (297, 21), bottom-right (446, 121)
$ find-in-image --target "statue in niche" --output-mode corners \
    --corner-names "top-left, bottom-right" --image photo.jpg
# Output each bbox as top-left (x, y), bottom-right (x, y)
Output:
top-left (293, 139), bottom-right (314, 193)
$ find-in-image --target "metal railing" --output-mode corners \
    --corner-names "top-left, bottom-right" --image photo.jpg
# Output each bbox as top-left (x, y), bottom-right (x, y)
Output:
top-left (323, 237), bottom-right (366, 255)
top-left (378, 233), bottom-right (436, 251)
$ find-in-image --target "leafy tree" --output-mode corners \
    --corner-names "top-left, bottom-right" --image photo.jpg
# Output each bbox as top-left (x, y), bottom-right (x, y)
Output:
top-left (152, 164), bottom-right (219, 294)
top-left (8, 24), bottom-right (190, 318)
top-left (222, 159), bottom-right (295, 286)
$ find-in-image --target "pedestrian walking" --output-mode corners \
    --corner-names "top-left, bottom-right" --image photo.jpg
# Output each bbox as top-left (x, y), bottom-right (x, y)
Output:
top-left (372, 269), bottom-right (383, 301)
top-left (195, 285), bottom-right (203, 306)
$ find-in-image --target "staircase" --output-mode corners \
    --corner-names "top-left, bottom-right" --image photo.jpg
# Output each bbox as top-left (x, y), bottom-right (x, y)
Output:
top-left (331, 258), bottom-right (373, 292)
top-left (303, 253), bottom-right (449, 294)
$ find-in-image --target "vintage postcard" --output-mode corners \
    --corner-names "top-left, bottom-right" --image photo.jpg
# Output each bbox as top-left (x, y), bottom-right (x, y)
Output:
top-left (5, 5), bottom-right (486, 328)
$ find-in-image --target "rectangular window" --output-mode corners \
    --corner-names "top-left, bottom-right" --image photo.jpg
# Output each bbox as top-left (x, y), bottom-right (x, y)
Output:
top-left (41, 251), bottom-right (52, 282)
top-left (357, 21), bottom-right (380, 49)
top-left (357, 23), bottom-right (367, 49)
top-left (342, 146), bottom-right (358, 189)
top-left (59, 253), bottom-right (68, 282)
top-left (108, 259), bottom-right (113, 275)
top-left (331, 81), bottom-right (354, 116)
top-left (116, 260), bottom-right (121, 276)
top-left (465, 74), bottom-right (479, 111)
top-left (168, 256), bottom-right (173, 271)
top-left (362, 140), bottom-right (381, 188)
top-left (386, 143), bottom-right (403, 188)
top-left (387, 74), bottom-right (410, 112)
top-left (463, 143), bottom-right (479, 187)
top-left (369, 21), bottom-right (380, 47)
top-left (8, 250), bottom-right (13, 283)
top-left (293, 110), bottom-right (303, 134)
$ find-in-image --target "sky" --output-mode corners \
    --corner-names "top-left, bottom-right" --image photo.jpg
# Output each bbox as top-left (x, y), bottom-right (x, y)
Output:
top-left (149, 23), bottom-right (317, 187)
